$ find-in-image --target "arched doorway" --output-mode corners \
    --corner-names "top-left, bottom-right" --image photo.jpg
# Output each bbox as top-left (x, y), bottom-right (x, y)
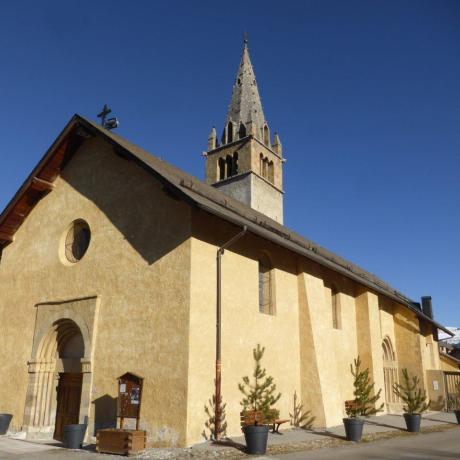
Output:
top-left (382, 337), bottom-right (399, 411)
top-left (24, 318), bottom-right (87, 440)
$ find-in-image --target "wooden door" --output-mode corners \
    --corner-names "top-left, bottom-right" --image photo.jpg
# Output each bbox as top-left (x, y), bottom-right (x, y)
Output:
top-left (54, 373), bottom-right (83, 440)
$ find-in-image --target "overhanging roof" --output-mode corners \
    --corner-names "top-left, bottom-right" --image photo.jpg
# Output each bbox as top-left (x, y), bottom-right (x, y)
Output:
top-left (440, 351), bottom-right (460, 365)
top-left (0, 114), bottom-right (453, 337)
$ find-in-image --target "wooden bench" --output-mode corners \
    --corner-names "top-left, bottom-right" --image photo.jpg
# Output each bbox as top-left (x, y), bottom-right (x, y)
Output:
top-left (266, 408), bottom-right (289, 434)
top-left (240, 410), bottom-right (290, 434)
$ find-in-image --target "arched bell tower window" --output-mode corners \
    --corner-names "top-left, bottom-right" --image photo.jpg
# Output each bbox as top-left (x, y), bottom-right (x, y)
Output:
top-left (218, 158), bottom-right (225, 180)
top-left (268, 161), bottom-right (274, 183)
top-left (233, 152), bottom-right (239, 175)
top-left (259, 254), bottom-right (275, 315)
top-left (226, 155), bottom-right (233, 178)
top-left (263, 124), bottom-right (270, 146)
top-left (238, 122), bottom-right (247, 139)
top-left (227, 121), bottom-right (234, 143)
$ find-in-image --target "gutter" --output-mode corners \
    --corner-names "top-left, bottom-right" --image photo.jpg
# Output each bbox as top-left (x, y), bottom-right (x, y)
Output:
top-left (215, 225), bottom-right (247, 440)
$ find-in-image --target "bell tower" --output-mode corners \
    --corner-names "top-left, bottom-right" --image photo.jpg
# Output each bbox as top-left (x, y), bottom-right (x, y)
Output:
top-left (205, 39), bottom-right (284, 223)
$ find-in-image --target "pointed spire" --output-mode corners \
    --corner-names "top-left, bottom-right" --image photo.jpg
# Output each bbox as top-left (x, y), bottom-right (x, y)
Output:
top-left (224, 37), bottom-right (267, 143)
top-left (272, 133), bottom-right (282, 156)
top-left (208, 126), bottom-right (217, 150)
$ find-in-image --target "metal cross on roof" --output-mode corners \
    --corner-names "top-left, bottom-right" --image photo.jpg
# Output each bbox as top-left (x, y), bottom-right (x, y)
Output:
top-left (97, 104), bottom-right (112, 127)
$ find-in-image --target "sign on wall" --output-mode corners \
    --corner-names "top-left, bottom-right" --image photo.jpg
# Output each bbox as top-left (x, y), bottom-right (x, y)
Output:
top-left (117, 372), bottom-right (144, 428)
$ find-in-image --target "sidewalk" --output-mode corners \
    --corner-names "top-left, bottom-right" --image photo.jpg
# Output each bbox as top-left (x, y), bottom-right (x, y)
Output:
top-left (0, 412), bottom-right (458, 459)
top-left (228, 411), bottom-right (458, 447)
top-left (190, 411), bottom-right (460, 458)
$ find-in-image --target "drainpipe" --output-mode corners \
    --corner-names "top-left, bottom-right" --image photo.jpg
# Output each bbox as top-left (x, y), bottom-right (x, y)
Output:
top-left (215, 225), bottom-right (247, 441)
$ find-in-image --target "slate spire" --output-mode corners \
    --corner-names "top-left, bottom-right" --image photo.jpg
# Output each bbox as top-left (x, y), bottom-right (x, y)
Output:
top-left (223, 38), bottom-right (268, 145)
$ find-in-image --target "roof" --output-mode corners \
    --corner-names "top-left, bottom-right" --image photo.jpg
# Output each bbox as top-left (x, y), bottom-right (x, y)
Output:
top-left (440, 351), bottom-right (460, 365)
top-left (0, 114), bottom-right (453, 336)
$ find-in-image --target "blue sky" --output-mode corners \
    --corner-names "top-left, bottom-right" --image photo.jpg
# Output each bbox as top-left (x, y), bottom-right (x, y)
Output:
top-left (0, 1), bottom-right (459, 325)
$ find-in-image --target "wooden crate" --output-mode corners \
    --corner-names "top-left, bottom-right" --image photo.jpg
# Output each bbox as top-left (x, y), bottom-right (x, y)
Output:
top-left (96, 429), bottom-right (146, 456)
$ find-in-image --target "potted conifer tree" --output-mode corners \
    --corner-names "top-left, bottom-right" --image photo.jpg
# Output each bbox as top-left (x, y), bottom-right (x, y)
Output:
top-left (238, 344), bottom-right (281, 455)
top-left (393, 368), bottom-right (430, 432)
top-left (343, 356), bottom-right (383, 442)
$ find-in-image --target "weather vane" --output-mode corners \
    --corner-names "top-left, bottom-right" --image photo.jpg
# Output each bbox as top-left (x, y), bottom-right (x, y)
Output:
top-left (243, 31), bottom-right (249, 46)
top-left (97, 104), bottom-right (119, 130)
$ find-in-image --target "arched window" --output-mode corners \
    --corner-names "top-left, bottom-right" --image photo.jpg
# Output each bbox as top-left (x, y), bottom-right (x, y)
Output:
top-left (263, 124), bottom-right (270, 146)
top-left (218, 158), bottom-right (225, 180)
top-left (268, 161), bottom-right (274, 183)
top-left (260, 153), bottom-right (264, 176)
top-left (227, 121), bottom-right (233, 143)
top-left (226, 155), bottom-right (233, 178)
top-left (382, 337), bottom-right (399, 406)
top-left (233, 152), bottom-right (239, 175)
top-left (262, 158), bottom-right (268, 179)
top-left (238, 122), bottom-right (247, 139)
top-left (259, 254), bottom-right (275, 315)
top-left (331, 285), bottom-right (340, 329)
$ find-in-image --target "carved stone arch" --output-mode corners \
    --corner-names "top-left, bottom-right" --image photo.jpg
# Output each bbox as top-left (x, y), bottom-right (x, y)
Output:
top-left (33, 310), bottom-right (92, 361)
top-left (23, 297), bottom-right (98, 440)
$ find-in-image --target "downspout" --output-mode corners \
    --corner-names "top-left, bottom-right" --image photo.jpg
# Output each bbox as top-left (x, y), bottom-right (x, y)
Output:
top-left (215, 225), bottom-right (247, 440)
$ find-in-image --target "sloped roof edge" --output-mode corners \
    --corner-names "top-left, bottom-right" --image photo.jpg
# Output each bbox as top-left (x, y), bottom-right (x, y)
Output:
top-left (0, 114), bottom-right (453, 337)
top-left (440, 351), bottom-right (460, 365)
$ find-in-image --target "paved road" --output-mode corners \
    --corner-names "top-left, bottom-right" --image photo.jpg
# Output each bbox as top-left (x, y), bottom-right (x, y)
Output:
top-left (1, 427), bottom-right (459, 459)
top-left (265, 428), bottom-right (460, 460)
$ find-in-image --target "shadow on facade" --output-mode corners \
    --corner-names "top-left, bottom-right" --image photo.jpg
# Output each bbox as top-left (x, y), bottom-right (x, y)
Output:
top-left (93, 394), bottom-right (118, 435)
top-left (62, 138), bottom-right (190, 266)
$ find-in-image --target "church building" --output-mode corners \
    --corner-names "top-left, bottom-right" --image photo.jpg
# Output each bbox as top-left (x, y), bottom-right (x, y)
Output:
top-left (0, 41), bottom-right (452, 447)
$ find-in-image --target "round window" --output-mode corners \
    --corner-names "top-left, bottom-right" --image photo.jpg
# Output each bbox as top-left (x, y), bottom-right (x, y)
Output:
top-left (64, 220), bottom-right (91, 263)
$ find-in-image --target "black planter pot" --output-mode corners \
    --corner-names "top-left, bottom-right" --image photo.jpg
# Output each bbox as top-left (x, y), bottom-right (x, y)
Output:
top-left (343, 418), bottom-right (364, 442)
top-left (242, 425), bottom-right (269, 455)
top-left (403, 413), bottom-right (421, 432)
top-left (63, 424), bottom-right (87, 449)
top-left (454, 410), bottom-right (460, 424)
top-left (0, 414), bottom-right (13, 435)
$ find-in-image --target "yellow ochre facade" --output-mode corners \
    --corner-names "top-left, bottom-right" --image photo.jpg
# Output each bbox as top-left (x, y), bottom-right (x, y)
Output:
top-left (0, 42), bottom-right (453, 447)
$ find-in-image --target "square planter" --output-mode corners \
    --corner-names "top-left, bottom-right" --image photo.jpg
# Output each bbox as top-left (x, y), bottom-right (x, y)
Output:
top-left (96, 429), bottom-right (146, 456)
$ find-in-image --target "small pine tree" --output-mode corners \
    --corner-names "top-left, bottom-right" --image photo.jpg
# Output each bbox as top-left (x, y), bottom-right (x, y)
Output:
top-left (202, 382), bottom-right (228, 441)
top-left (289, 391), bottom-right (315, 429)
top-left (393, 369), bottom-right (430, 414)
top-left (238, 344), bottom-right (281, 424)
top-left (347, 356), bottom-right (384, 418)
